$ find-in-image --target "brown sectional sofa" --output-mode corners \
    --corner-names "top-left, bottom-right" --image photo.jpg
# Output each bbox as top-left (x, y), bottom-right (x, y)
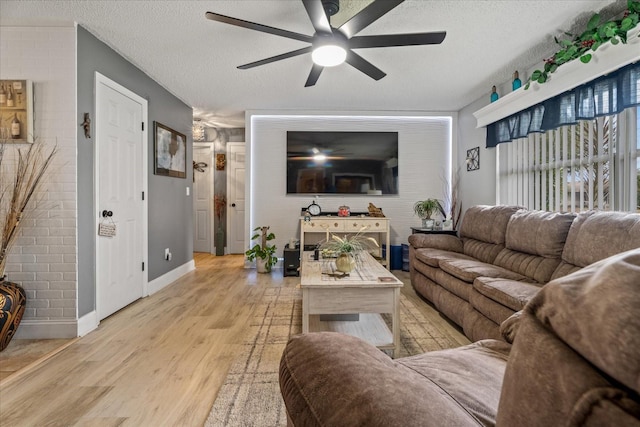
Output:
top-left (279, 248), bottom-right (640, 426)
top-left (409, 205), bottom-right (640, 341)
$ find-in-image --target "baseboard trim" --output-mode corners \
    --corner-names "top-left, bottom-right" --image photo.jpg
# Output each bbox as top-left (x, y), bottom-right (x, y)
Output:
top-left (77, 310), bottom-right (99, 336)
top-left (147, 259), bottom-right (196, 295)
top-left (14, 319), bottom-right (78, 339)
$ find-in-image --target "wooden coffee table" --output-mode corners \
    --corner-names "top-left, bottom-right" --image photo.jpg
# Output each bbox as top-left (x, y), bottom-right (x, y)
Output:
top-left (300, 251), bottom-right (403, 356)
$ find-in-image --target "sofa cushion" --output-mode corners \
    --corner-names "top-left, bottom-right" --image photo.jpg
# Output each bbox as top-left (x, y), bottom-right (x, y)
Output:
top-left (439, 258), bottom-right (529, 284)
top-left (408, 233), bottom-right (463, 253)
top-left (497, 249), bottom-right (640, 427)
top-left (561, 210), bottom-right (640, 268)
top-left (415, 248), bottom-right (475, 268)
top-left (493, 249), bottom-right (562, 283)
top-left (459, 205), bottom-right (523, 245)
top-left (529, 248), bottom-right (640, 394)
top-left (461, 239), bottom-right (505, 264)
top-left (280, 332), bottom-right (510, 427)
top-left (434, 268), bottom-right (474, 301)
top-left (469, 289), bottom-right (516, 326)
top-left (505, 210), bottom-right (576, 258)
top-left (473, 277), bottom-right (542, 312)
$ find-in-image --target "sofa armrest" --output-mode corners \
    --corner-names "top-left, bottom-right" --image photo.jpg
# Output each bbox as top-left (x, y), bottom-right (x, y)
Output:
top-left (408, 233), bottom-right (463, 253)
top-left (499, 310), bottom-right (523, 344)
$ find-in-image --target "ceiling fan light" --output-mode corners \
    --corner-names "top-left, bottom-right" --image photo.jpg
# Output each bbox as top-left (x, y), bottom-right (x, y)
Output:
top-left (313, 153), bottom-right (327, 162)
top-left (312, 45), bottom-right (347, 67)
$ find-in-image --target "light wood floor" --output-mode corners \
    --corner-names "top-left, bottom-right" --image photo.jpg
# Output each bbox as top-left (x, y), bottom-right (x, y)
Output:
top-left (0, 253), bottom-right (468, 426)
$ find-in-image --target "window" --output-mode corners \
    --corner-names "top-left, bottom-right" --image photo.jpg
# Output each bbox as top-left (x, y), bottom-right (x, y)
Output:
top-left (497, 107), bottom-right (638, 212)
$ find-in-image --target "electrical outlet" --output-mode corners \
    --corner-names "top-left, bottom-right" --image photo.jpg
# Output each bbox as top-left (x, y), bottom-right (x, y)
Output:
top-left (165, 248), bottom-right (170, 261)
top-left (186, 187), bottom-right (190, 196)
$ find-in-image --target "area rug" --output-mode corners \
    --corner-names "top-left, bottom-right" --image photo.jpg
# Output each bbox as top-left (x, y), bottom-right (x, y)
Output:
top-left (205, 286), bottom-right (461, 427)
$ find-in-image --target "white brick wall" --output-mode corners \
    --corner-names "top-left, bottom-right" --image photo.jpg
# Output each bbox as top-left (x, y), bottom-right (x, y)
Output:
top-left (1, 26), bottom-right (78, 324)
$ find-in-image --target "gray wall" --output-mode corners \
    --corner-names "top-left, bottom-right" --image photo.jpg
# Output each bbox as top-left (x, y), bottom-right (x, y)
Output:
top-left (457, 96), bottom-right (497, 212)
top-left (77, 26), bottom-right (193, 317)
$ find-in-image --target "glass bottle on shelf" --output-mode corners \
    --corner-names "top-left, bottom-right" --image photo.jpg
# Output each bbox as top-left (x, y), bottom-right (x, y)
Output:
top-left (0, 83), bottom-right (6, 105)
top-left (490, 86), bottom-right (499, 102)
top-left (11, 114), bottom-right (21, 139)
top-left (6, 85), bottom-right (14, 107)
top-left (512, 71), bottom-right (522, 91)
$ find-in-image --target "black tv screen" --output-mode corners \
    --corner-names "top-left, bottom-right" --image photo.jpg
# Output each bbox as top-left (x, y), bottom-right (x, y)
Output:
top-left (286, 131), bottom-right (399, 195)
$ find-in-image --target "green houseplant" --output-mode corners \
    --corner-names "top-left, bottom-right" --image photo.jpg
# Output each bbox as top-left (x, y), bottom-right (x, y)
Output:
top-left (526, 0), bottom-right (640, 88)
top-left (320, 228), bottom-right (379, 273)
top-left (245, 226), bottom-right (277, 273)
top-left (413, 198), bottom-right (446, 228)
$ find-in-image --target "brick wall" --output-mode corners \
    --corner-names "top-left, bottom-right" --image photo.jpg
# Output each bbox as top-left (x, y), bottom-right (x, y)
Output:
top-left (0, 26), bottom-right (77, 333)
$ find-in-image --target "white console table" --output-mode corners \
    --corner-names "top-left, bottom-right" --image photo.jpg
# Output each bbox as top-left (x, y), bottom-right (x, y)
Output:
top-left (300, 216), bottom-right (391, 268)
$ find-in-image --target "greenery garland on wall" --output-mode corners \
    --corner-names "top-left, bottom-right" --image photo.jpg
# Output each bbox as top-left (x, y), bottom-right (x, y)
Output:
top-left (525, 0), bottom-right (640, 89)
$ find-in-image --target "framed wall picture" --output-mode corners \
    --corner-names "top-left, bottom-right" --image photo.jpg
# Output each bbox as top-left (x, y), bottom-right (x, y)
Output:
top-left (466, 146), bottom-right (480, 171)
top-left (154, 121), bottom-right (187, 178)
top-left (0, 79), bottom-right (34, 143)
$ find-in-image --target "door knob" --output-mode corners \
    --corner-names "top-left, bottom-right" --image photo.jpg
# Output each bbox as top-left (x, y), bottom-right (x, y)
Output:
top-left (231, 203), bottom-right (236, 207)
top-left (102, 210), bottom-right (113, 218)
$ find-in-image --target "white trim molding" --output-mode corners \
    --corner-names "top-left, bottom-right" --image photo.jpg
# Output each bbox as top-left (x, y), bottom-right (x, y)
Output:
top-left (77, 310), bottom-right (99, 336)
top-left (474, 28), bottom-right (640, 128)
top-left (147, 260), bottom-right (196, 296)
top-left (14, 319), bottom-right (78, 339)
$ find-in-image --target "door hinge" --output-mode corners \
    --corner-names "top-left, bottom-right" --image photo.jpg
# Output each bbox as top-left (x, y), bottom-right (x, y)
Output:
top-left (142, 191), bottom-right (145, 200)
top-left (141, 122), bottom-right (144, 131)
top-left (142, 262), bottom-right (145, 271)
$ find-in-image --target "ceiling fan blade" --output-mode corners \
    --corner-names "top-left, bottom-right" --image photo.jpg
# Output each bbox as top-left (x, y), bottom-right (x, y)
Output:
top-left (305, 64), bottom-right (324, 87)
top-left (345, 50), bottom-right (386, 81)
top-left (348, 32), bottom-right (446, 48)
top-left (302, 0), bottom-right (332, 34)
top-left (205, 11), bottom-right (313, 43)
top-left (338, 0), bottom-right (404, 38)
top-left (238, 46), bottom-right (313, 69)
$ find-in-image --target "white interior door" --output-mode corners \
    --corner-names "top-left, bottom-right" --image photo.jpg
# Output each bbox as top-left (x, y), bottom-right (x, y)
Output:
top-left (227, 142), bottom-right (245, 254)
top-left (193, 143), bottom-right (213, 253)
top-left (96, 73), bottom-right (147, 320)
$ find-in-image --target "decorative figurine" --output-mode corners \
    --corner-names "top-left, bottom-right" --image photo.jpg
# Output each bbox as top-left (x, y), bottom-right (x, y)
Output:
top-left (81, 113), bottom-right (91, 139)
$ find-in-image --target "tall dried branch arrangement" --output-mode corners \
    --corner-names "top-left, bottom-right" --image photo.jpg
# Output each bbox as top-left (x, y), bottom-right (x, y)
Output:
top-left (0, 142), bottom-right (57, 277)
top-left (441, 168), bottom-right (462, 230)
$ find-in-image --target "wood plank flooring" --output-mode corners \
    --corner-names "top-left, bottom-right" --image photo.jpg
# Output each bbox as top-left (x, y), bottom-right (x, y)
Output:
top-left (0, 253), bottom-right (468, 426)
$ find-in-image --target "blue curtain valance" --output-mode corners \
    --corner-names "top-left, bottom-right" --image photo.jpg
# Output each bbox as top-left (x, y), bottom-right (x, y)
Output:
top-left (487, 61), bottom-right (640, 148)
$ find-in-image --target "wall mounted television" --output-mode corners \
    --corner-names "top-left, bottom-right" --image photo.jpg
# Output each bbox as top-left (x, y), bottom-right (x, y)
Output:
top-left (286, 131), bottom-right (399, 195)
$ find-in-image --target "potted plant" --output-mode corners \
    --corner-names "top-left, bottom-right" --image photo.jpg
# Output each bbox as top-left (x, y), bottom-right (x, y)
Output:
top-left (320, 228), bottom-right (379, 273)
top-left (245, 226), bottom-right (277, 273)
top-left (413, 198), bottom-right (446, 229)
top-left (0, 141), bottom-right (57, 351)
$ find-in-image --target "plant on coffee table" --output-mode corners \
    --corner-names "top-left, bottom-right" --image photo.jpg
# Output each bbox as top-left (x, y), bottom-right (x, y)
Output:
top-left (320, 228), bottom-right (379, 273)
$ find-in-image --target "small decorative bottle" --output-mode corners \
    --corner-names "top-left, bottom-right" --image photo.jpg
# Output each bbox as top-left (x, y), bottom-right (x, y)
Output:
top-left (0, 83), bottom-right (6, 105)
top-left (11, 114), bottom-right (21, 139)
top-left (490, 86), bottom-right (499, 103)
top-left (6, 85), bottom-right (14, 107)
top-left (512, 71), bottom-right (522, 91)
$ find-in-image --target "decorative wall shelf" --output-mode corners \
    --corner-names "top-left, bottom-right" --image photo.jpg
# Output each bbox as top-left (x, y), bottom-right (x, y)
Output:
top-left (474, 27), bottom-right (640, 129)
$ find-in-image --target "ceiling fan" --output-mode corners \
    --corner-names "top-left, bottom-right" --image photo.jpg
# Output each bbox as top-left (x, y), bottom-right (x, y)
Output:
top-left (205, 0), bottom-right (446, 87)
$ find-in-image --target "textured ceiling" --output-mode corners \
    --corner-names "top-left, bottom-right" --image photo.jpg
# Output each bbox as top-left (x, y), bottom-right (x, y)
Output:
top-left (0, 0), bottom-right (625, 127)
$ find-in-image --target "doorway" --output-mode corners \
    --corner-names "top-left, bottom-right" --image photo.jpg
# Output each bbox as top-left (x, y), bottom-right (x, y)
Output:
top-left (193, 143), bottom-right (214, 253)
top-left (95, 72), bottom-right (148, 320)
top-left (226, 142), bottom-right (246, 254)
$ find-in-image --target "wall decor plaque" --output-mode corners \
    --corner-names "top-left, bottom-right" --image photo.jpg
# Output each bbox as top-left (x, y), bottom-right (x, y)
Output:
top-left (0, 79), bottom-right (34, 143)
